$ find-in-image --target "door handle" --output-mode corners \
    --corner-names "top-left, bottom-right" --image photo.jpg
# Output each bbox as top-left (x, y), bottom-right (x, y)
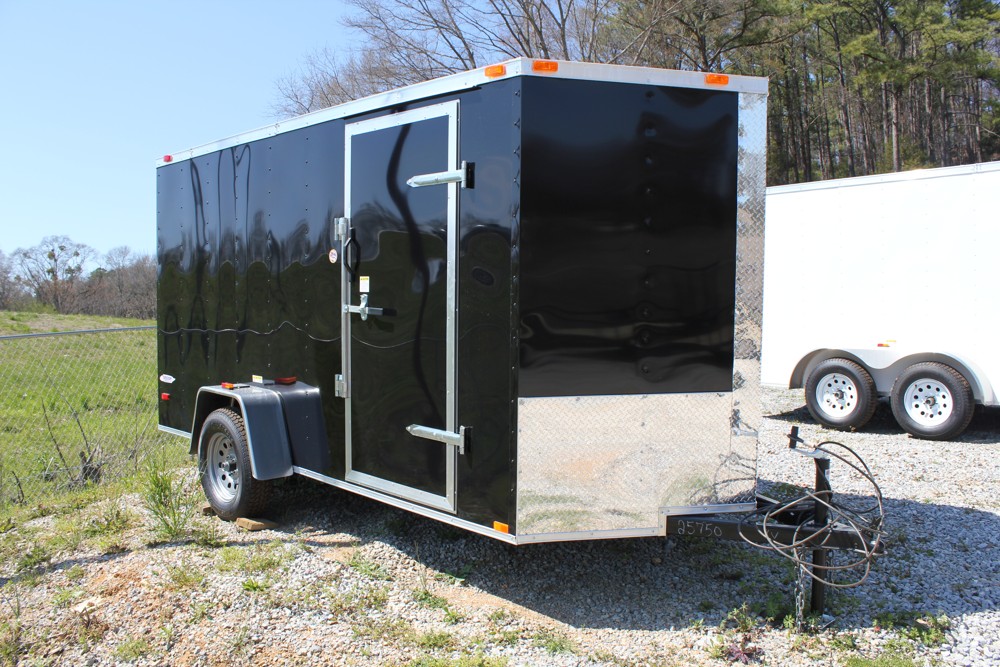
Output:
top-left (343, 230), bottom-right (359, 282)
top-left (344, 294), bottom-right (390, 321)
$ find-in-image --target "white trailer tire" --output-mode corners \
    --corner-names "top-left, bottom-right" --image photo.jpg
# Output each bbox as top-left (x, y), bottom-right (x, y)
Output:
top-left (804, 358), bottom-right (878, 431)
top-left (890, 362), bottom-right (974, 441)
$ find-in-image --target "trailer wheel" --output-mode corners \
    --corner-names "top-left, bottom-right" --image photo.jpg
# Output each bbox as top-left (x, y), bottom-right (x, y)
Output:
top-left (890, 362), bottom-right (974, 440)
top-left (199, 408), bottom-right (271, 520)
top-left (804, 358), bottom-right (877, 431)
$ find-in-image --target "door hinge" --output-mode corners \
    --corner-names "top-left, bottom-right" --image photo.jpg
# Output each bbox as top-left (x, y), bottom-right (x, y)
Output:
top-left (335, 374), bottom-right (347, 398)
top-left (334, 217), bottom-right (350, 242)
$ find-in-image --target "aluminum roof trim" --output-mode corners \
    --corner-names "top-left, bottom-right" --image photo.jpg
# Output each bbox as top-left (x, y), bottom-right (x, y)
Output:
top-left (156, 58), bottom-right (768, 167)
top-left (767, 159), bottom-right (1000, 195)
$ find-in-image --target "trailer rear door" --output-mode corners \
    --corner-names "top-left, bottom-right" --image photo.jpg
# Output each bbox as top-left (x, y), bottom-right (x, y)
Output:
top-left (341, 101), bottom-right (462, 512)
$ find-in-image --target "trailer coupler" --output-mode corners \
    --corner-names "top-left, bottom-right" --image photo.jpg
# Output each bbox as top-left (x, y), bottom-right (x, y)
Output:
top-left (665, 426), bottom-right (885, 628)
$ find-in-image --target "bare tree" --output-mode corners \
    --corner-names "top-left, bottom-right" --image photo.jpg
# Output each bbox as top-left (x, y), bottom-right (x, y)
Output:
top-left (78, 247), bottom-right (156, 319)
top-left (13, 236), bottom-right (95, 314)
top-left (0, 250), bottom-right (30, 311)
top-left (275, 0), bottom-right (630, 116)
top-left (275, 47), bottom-right (423, 115)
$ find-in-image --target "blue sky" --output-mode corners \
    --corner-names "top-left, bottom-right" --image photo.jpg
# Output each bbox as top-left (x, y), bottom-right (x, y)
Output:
top-left (0, 0), bottom-right (355, 259)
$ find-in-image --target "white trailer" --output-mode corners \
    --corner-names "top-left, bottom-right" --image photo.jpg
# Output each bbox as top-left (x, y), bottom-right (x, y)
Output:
top-left (761, 161), bottom-right (1000, 440)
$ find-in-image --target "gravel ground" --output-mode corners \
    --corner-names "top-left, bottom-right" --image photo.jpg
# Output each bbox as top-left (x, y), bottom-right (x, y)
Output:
top-left (2, 387), bottom-right (999, 666)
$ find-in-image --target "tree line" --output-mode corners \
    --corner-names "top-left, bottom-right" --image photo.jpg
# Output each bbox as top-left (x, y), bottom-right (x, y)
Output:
top-left (276, 0), bottom-right (1000, 183)
top-left (0, 237), bottom-right (155, 320)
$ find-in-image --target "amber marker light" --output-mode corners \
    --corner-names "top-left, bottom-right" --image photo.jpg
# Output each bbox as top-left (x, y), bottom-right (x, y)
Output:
top-left (532, 60), bottom-right (559, 73)
top-left (493, 521), bottom-right (510, 534)
top-left (221, 382), bottom-right (236, 389)
top-left (705, 73), bottom-right (730, 86)
top-left (485, 64), bottom-right (506, 78)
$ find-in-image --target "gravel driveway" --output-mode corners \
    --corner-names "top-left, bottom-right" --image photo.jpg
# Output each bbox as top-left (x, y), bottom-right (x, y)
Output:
top-left (3, 387), bottom-right (998, 666)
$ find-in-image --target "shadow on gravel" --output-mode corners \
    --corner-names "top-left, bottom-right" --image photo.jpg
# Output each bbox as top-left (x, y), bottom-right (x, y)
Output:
top-left (272, 477), bottom-right (1000, 633)
top-left (767, 401), bottom-right (1000, 444)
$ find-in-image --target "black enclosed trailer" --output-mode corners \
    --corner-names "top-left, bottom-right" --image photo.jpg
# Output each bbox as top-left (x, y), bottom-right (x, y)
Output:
top-left (157, 59), bottom-right (769, 544)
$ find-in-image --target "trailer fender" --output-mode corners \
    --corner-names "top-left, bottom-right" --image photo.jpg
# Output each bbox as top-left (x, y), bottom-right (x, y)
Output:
top-left (190, 386), bottom-right (294, 481)
top-left (792, 349), bottom-right (996, 405)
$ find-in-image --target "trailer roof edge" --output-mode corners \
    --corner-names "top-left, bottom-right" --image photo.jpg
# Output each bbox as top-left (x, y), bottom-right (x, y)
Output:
top-left (156, 58), bottom-right (768, 166)
top-left (766, 159), bottom-right (1000, 195)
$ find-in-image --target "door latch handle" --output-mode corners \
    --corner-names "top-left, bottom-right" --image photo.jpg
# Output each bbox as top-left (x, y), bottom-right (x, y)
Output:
top-left (344, 294), bottom-right (388, 321)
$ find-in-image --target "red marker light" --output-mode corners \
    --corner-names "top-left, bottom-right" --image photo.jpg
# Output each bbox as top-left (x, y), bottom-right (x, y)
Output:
top-left (274, 376), bottom-right (297, 385)
top-left (160, 392), bottom-right (171, 401)
top-left (163, 155), bottom-right (173, 163)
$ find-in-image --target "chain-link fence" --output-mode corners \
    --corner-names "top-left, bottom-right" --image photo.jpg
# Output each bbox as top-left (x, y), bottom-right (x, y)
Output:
top-left (0, 327), bottom-right (173, 511)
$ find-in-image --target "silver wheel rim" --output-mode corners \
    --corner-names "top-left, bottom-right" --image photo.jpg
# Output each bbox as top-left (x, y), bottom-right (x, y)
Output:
top-left (206, 431), bottom-right (240, 503)
top-left (902, 377), bottom-right (953, 426)
top-left (814, 372), bottom-right (859, 419)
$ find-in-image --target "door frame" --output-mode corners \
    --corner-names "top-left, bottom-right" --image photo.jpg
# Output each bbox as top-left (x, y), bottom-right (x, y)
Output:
top-left (341, 100), bottom-right (461, 512)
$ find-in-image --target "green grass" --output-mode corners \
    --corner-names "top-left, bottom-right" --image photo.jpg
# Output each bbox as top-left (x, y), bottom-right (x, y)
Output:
top-left (0, 311), bottom-right (176, 517)
top-left (113, 636), bottom-right (151, 662)
top-left (349, 550), bottom-right (393, 580)
top-left (413, 588), bottom-right (449, 609)
top-left (532, 628), bottom-right (575, 655)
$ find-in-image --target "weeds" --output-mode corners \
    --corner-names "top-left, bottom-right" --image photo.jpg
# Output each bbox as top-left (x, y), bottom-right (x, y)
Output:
top-left (0, 586), bottom-right (26, 665)
top-left (873, 611), bottom-right (951, 646)
top-left (141, 460), bottom-right (192, 540)
top-left (403, 654), bottom-right (508, 667)
top-left (413, 588), bottom-right (449, 610)
top-left (352, 616), bottom-right (411, 641)
top-left (166, 563), bottom-right (205, 590)
top-left (16, 544), bottom-right (49, 573)
top-left (114, 636), bottom-right (150, 661)
top-left (216, 541), bottom-right (289, 574)
top-left (349, 550), bottom-right (393, 580)
top-left (242, 578), bottom-right (268, 592)
top-left (533, 628), bottom-right (575, 655)
top-left (414, 631), bottom-right (455, 650)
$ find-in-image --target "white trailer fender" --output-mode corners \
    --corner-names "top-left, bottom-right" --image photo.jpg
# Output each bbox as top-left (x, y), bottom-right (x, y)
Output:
top-left (792, 349), bottom-right (997, 406)
top-left (189, 386), bottom-right (294, 480)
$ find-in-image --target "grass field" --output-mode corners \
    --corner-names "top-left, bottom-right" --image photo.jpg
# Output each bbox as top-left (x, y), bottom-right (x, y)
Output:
top-left (0, 310), bottom-right (177, 515)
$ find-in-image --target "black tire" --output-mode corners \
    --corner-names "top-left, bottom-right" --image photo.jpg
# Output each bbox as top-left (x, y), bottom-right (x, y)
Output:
top-left (804, 358), bottom-right (878, 431)
top-left (198, 408), bottom-right (271, 520)
top-left (890, 362), bottom-right (974, 441)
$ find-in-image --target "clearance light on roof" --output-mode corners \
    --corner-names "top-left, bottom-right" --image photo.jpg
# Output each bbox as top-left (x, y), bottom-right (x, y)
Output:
top-left (163, 155), bottom-right (173, 163)
top-left (532, 60), bottom-right (559, 73)
top-left (274, 376), bottom-right (297, 385)
top-left (485, 64), bottom-right (506, 78)
top-left (221, 382), bottom-right (236, 389)
top-left (705, 73), bottom-right (730, 86)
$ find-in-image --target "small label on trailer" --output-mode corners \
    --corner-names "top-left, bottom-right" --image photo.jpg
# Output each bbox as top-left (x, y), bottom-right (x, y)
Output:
top-left (328, 248), bottom-right (338, 264)
top-left (360, 276), bottom-right (370, 293)
top-left (159, 374), bottom-right (175, 384)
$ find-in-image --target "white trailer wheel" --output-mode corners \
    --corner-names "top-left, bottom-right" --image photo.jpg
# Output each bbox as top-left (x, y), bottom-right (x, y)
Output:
top-left (890, 362), bottom-right (974, 441)
top-left (814, 373), bottom-right (860, 419)
top-left (804, 358), bottom-right (878, 431)
top-left (900, 378), bottom-right (954, 426)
